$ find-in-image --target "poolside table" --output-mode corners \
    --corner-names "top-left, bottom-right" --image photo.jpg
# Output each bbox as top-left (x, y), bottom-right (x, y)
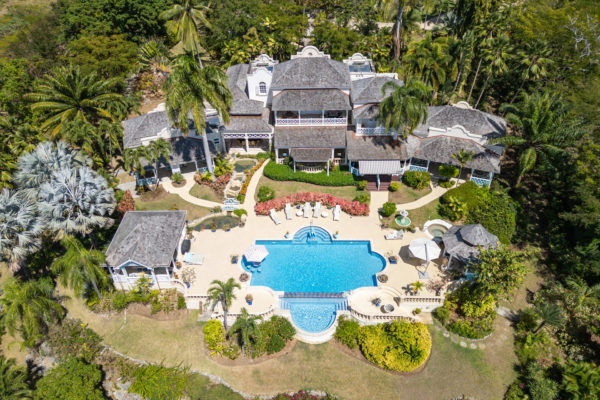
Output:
top-left (296, 210), bottom-right (303, 217)
top-left (321, 211), bottom-right (329, 218)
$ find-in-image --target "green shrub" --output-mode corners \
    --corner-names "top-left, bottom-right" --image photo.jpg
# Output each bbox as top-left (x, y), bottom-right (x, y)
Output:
top-left (389, 181), bottom-right (401, 192)
top-left (233, 209), bottom-right (248, 217)
top-left (204, 320), bottom-right (227, 356)
top-left (128, 364), bottom-right (189, 400)
top-left (150, 301), bottom-right (162, 314)
top-left (381, 202), bottom-right (397, 217)
top-left (236, 194), bottom-right (245, 203)
top-left (403, 171), bottom-right (431, 190)
top-left (438, 165), bottom-right (459, 178)
top-left (264, 162), bottom-right (358, 186)
top-left (249, 316), bottom-right (295, 358)
top-left (46, 319), bottom-right (102, 363)
top-left (112, 291), bottom-right (132, 311)
top-left (438, 196), bottom-right (467, 221)
top-left (433, 305), bottom-right (450, 325)
top-left (357, 180), bottom-right (367, 190)
top-left (223, 343), bottom-right (240, 360)
top-left (448, 316), bottom-right (495, 339)
top-left (439, 180), bottom-right (455, 188)
top-left (516, 308), bottom-right (538, 332)
top-left (274, 317), bottom-right (295, 340)
top-left (504, 382), bottom-right (527, 400)
top-left (265, 333), bottom-right (286, 354)
top-left (171, 172), bottom-right (183, 184)
top-left (35, 358), bottom-right (105, 400)
top-left (257, 185), bottom-right (275, 202)
top-left (334, 316), bottom-right (360, 349)
top-left (177, 295), bottom-right (186, 309)
top-left (353, 192), bottom-right (370, 204)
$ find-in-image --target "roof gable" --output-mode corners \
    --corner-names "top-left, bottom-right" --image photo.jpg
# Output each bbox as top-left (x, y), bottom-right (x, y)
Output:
top-left (122, 112), bottom-right (171, 148)
top-left (351, 76), bottom-right (403, 104)
top-left (271, 57), bottom-right (351, 89)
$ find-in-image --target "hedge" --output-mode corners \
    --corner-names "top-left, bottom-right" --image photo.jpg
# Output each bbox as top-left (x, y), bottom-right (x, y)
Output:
top-left (255, 192), bottom-right (369, 216)
top-left (264, 162), bottom-right (358, 186)
top-left (402, 170), bottom-right (431, 190)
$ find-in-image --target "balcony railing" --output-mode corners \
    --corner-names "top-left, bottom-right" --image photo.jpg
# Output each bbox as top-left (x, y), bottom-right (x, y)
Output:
top-left (409, 165), bottom-right (429, 172)
top-left (275, 117), bottom-right (347, 126)
top-left (356, 127), bottom-right (394, 136)
top-left (470, 176), bottom-right (491, 187)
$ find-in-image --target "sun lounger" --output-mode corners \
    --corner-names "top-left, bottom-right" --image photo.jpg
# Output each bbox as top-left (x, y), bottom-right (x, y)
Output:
top-left (270, 209), bottom-right (281, 225)
top-left (284, 203), bottom-right (293, 220)
top-left (303, 202), bottom-right (311, 218)
top-left (333, 204), bottom-right (341, 221)
top-left (183, 252), bottom-right (204, 265)
top-left (384, 230), bottom-right (404, 240)
top-left (313, 202), bottom-right (321, 218)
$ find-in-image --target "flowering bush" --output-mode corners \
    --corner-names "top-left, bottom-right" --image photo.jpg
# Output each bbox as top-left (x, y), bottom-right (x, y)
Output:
top-left (254, 192), bottom-right (369, 216)
top-left (272, 391), bottom-right (337, 400)
top-left (117, 190), bottom-right (135, 215)
top-left (194, 172), bottom-right (231, 193)
top-left (239, 159), bottom-right (265, 202)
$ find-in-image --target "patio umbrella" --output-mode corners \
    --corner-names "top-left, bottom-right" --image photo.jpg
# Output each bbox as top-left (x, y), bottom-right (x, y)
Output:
top-left (243, 245), bottom-right (269, 263)
top-left (408, 237), bottom-right (441, 262)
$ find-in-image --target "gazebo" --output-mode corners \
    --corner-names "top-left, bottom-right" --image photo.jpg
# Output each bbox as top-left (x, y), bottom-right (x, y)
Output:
top-left (442, 224), bottom-right (498, 268)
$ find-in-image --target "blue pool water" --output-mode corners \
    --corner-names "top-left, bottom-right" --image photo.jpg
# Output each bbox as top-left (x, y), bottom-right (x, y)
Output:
top-left (243, 226), bottom-right (385, 333)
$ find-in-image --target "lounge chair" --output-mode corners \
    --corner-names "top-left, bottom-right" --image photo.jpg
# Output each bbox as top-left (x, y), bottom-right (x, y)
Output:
top-left (384, 230), bottom-right (404, 240)
top-left (270, 209), bottom-right (281, 225)
top-left (333, 204), bottom-right (341, 221)
top-left (313, 202), bottom-right (321, 218)
top-left (183, 252), bottom-right (205, 265)
top-left (303, 202), bottom-right (311, 218)
top-left (284, 203), bottom-right (293, 220)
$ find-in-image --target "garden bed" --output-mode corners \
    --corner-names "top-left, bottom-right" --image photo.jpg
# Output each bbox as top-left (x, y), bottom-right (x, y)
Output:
top-left (255, 176), bottom-right (362, 202)
top-left (190, 215), bottom-right (240, 231)
top-left (190, 183), bottom-right (224, 202)
top-left (126, 303), bottom-right (189, 321)
top-left (203, 338), bottom-right (297, 366)
top-left (255, 192), bottom-right (369, 216)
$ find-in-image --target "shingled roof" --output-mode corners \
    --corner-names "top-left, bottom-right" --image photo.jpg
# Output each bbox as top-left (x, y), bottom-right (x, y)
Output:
top-left (272, 89), bottom-right (351, 111)
top-left (105, 211), bottom-right (187, 269)
top-left (442, 224), bottom-right (498, 263)
top-left (138, 136), bottom-right (216, 168)
top-left (413, 106), bottom-right (506, 140)
top-left (290, 148), bottom-right (332, 162)
top-left (346, 131), bottom-right (408, 160)
top-left (122, 111), bottom-right (171, 149)
top-left (353, 104), bottom-right (381, 120)
top-left (407, 135), bottom-right (501, 173)
top-left (226, 64), bottom-right (265, 115)
top-left (222, 117), bottom-right (272, 133)
top-left (274, 126), bottom-right (347, 148)
top-left (351, 76), bottom-right (402, 104)
top-left (271, 57), bottom-right (351, 89)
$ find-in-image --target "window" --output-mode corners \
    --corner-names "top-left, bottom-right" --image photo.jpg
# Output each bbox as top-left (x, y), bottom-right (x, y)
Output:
top-left (259, 82), bottom-right (267, 94)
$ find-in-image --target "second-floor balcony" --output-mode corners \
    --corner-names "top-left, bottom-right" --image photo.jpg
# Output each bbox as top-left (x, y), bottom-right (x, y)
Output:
top-left (274, 110), bottom-right (348, 127)
top-left (356, 126), bottom-right (395, 136)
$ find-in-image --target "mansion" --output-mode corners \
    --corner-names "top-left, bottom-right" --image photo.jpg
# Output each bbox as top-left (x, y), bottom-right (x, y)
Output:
top-left (123, 46), bottom-right (506, 189)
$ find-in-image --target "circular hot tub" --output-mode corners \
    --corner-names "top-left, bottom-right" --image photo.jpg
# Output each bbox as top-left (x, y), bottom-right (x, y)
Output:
top-left (423, 219), bottom-right (453, 238)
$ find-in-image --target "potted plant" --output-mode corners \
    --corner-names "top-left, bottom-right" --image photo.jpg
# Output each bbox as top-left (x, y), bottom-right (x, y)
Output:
top-left (181, 267), bottom-right (196, 289)
top-left (284, 231), bottom-right (290, 239)
top-left (175, 261), bottom-right (182, 269)
top-left (224, 224), bottom-right (230, 232)
top-left (413, 308), bottom-right (422, 315)
top-left (210, 219), bottom-right (217, 232)
top-left (372, 297), bottom-right (382, 307)
top-left (334, 230), bottom-right (339, 239)
top-left (245, 294), bottom-right (253, 305)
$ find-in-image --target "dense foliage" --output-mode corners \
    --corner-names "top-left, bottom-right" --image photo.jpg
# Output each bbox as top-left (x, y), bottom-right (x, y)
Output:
top-left (34, 357), bottom-right (105, 400)
top-left (402, 171), bottom-right (431, 190)
top-left (264, 162), bottom-right (359, 186)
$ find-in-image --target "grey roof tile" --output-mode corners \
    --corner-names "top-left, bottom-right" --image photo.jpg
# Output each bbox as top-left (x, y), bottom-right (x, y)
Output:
top-left (351, 76), bottom-right (403, 104)
top-left (413, 106), bottom-right (506, 139)
top-left (290, 148), bottom-right (332, 162)
top-left (346, 131), bottom-right (408, 160)
top-left (222, 117), bottom-right (272, 133)
top-left (353, 104), bottom-right (380, 120)
top-left (272, 89), bottom-right (351, 111)
top-left (122, 112), bottom-right (171, 149)
top-left (274, 126), bottom-right (347, 148)
top-left (271, 57), bottom-right (351, 89)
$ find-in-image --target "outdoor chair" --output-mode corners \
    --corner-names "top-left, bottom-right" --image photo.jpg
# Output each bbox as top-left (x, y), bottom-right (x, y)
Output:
top-left (270, 209), bottom-right (282, 225)
top-left (313, 202), bottom-right (321, 218)
top-left (385, 230), bottom-right (404, 240)
top-left (333, 204), bottom-right (341, 221)
top-left (284, 203), bottom-right (293, 220)
top-left (303, 202), bottom-right (311, 218)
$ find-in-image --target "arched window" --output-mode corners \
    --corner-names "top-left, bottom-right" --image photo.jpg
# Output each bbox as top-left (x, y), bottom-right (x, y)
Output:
top-left (259, 82), bottom-right (267, 94)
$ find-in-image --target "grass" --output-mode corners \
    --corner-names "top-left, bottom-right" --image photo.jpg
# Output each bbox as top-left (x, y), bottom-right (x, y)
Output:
top-left (189, 183), bottom-right (224, 203)
top-left (64, 293), bottom-right (517, 400)
top-left (406, 199), bottom-right (442, 228)
top-left (135, 193), bottom-right (211, 221)
top-left (255, 176), bottom-right (362, 202)
top-left (389, 184), bottom-right (431, 204)
top-left (499, 251), bottom-right (546, 312)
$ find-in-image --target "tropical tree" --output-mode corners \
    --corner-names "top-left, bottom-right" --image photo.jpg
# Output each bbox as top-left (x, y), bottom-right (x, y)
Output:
top-left (491, 91), bottom-right (586, 186)
top-left (412, 281), bottom-right (424, 294)
top-left (471, 247), bottom-right (527, 299)
top-left (0, 189), bottom-right (43, 272)
top-left (34, 357), bottom-right (105, 400)
top-left (160, 0), bottom-right (210, 67)
top-left (510, 40), bottom-right (553, 104)
top-left (562, 361), bottom-right (600, 400)
top-left (98, 119), bottom-right (123, 169)
top-left (26, 65), bottom-right (124, 139)
top-left (229, 307), bottom-right (262, 355)
top-left (123, 146), bottom-right (151, 175)
top-left (147, 138), bottom-right (172, 189)
top-left (0, 117), bottom-right (41, 189)
top-left (448, 32), bottom-right (475, 99)
top-left (207, 278), bottom-right (241, 331)
top-left (0, 277), bottom-right (63, 347)
top-left (379, 78), bottom-right (431, 138)
top-left (380, 0), bottom-right (420, 60)
top-left (14, 141), bottom-right (90, 200)
top-left (534, 302), bottom-right (565, 333)
top-left (0, 356), bottom-right (32, 399)
top-left (403, 33), bottom-right (452, 98)
top-left (51, 235), bottom-right (109, 300)
top-left (452, 149), bottom-right (475, 179)
top-left (164, 53), bottom-right (232, 174)
top-left (474, 33), bottom-right (512, 108)
top-left (138, 39), bottom-right (172, 74)
top-left (38, 166), bottom-right (115, 237)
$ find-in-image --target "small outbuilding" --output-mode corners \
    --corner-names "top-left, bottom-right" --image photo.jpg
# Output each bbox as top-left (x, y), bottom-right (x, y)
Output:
top-left (442, 223), bottom-right (498, 267)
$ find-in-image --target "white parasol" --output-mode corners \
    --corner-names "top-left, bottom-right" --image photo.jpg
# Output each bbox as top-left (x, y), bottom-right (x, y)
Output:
top-left (243, 245), bottom-right (269, 263)
top-left (408, 237), bottom-right (441, 262)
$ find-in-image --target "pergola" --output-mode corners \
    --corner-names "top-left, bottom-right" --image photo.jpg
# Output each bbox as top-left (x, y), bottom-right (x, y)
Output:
top-left (442, 224), bottom-right (498, 268)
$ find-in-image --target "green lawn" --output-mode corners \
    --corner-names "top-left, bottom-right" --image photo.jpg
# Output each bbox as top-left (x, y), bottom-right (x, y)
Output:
top-left (135, 193), bottom-right (211, 221)
top-left (407, 198), bottom-right (442, 228)
top-left (189, 183), bottom-right (223, 203)
top-left (255, 176), bottom-right (362, 202)
top-left (64, 293), bottom-right (517, 400)
top-left (389, 183), bottom-right (431, 204)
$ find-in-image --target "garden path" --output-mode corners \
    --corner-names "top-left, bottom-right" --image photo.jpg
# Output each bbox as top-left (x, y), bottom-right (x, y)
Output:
top-left (162, 172), bottom-right (222, 208)
top-left (395, 184), bottom-right (449, 210)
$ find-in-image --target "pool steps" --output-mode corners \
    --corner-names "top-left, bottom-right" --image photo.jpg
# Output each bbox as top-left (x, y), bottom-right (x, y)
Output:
top-left (292, 226), bottom-right (332, 243)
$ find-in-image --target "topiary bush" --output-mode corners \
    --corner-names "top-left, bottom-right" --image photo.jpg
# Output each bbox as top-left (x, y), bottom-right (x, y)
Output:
top-left (438, 165), bottom-right (459, 179)
top-left (353, 192), bottom-right (370, 204)
top-left (233, 208), bottom-right (248, 217)
top-left (171, 172), bottom-right (184, 184)
top-left (357, 180), bottom-right (367, 190)
top-left (204, 320), bottom-right (227, 356)
top-left (389, 181), bottom-right (401, 192)
top-left (402, 171), bottom-right (431, 190)
top-left (334, 316), bottom-right (360, 349)
top-left (257, 185), bottom-right (275, 202)
top-left (381, 201), bottom-right (397, 217)
top-left (264, 162), bottom-right (358, 186)
top-left (439, 180), bottom-right (455, 188)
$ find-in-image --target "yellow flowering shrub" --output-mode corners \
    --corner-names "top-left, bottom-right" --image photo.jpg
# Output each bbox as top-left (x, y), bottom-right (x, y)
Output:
top-left (203, 320), bottom-right (227, 356)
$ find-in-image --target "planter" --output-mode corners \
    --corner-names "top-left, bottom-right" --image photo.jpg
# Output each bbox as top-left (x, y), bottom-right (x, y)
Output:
top-left (284, 233), bottom-right (290, 239)
top-left (377, 274), bottom-right (388, 283)
top-left (245, 295), bottom-right (253, 305)
top-left (185, 282), bottom-right (191, 288)
top-left (211, 229), bottom-right (217, 232)
top-left (239, 273), bottom-right (249, 282)
top-left (247, 300), bottom-right (253, 305)
top-left (333, 234), bottom-right (339, 239)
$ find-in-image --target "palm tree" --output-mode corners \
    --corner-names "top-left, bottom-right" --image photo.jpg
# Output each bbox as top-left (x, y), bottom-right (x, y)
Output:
top-left (51, 235), bottom-right (109, 300)
top-left (380, 0), bottom-right (420, 60)
top-left (534, 302), bottom-right (565, 333)
top-left (0, 189), bottom-right (43, 272)
top-left (38, 166), bottom-right (115, 237)
top-left (452, 149), bottom-right (475, 180)
top-left (0, 277), bottom-right (63, 347)
top-left (0, 356), bottom-right (32, 399)
top-left (509, 41), bottom-right (553, 104)
top-left (474, 33), bottom-right (512, 108)
top-left (403, 33), bottom-right (452, 99)
top-left (138, 39), bottom-right (172, 75)
top-left (412, 281), bottom-right (424, 294)
top-left (562, 361), bottom-right (600, 400)
top-left (147, 138), bottom-right (172, 189)
top-left (160, 0), bottom-right (211, 68)
top-left (164, 53), bottom-right (232, 174)
top-left (98, 120), bottom-right (123, 172)
top-left (229, 307), bottom-right (262, 355)
top-left (491, 91), bottom-right (585, 186)
top-left (448, 32), bottom-right (474, 99)
top-left (207, 278), bottom-right (241, 331)
top-left (403, 342), bottom-right (425, 363)
top-left (563, 278), bottom-right (600, 316)
top-left (379, 78), bottom-right (431, 138)
top-left (123, 146), bottom-right (151, 175)
top-left (26, 65), bottom-right (124, 139)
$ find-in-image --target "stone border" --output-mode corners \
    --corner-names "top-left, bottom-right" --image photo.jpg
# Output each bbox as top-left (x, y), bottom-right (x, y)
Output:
top-left (201, 338), bottom-right (298, 367)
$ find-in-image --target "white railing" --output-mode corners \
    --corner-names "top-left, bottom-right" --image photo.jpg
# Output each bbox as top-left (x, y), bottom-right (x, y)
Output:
top-left (409, 165), bottom-right (429, 172)
top-left (356, 127), bottom-right (394, 136)
top-left (297, 164), bottom-right (324, 173)
top-left (349, 307), bottom-right (416, 323)
top-left (470, 176), bottom-right (492, 187)
top-left (399, 296), bottom-right (443, 304)
top-left (275, 117), bottom-right (347, 126)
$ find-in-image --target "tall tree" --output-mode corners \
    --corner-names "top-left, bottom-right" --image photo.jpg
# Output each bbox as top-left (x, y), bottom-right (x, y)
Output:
top-left (380, 0), bottom-right (420, 60)
top-left (510, 40), bottom-right (553, 104)
top-left (379, 78), bottom-right (431, 138)
top-left (452, 149), bottom-right (475, 179)
top-left (0, 356), bottom-right (32, 399)
top-left (164, 53), bottom-right (232, 174)
top-left (534, 302), bottom-right (565, 333)
top-left (229, 307), bottom-right (262, 355)
top-left (51, 235), bottom-right (109, 300)
top-left (147, 138), bottom-right (172, 189)
top-left (492, 91), bottom-right (585, 186)
top-left (0, 189), bottom-right (43, 273)
top-left (474, 33), bottom-right (512, 108)
top-left (562, 361), bottom-right (600, 400)
top-left (207, 278), bottom-right (241, 332)
top-left (26, 66), bottom-right (124, 139)
top-left (0, 277), bottom-right (63, 347)
top-left (123, 146), bottom-right (152, 175)
top-left (403, 33), bottom-right (452, 98)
